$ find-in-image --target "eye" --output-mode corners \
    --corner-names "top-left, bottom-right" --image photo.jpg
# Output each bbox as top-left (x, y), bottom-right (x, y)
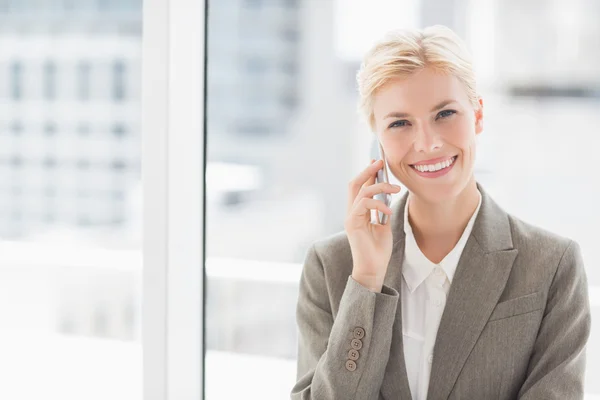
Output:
top-left (388, 120), bottom-right (409, 129)
top-left (437, 109), bottom-right (456, 119)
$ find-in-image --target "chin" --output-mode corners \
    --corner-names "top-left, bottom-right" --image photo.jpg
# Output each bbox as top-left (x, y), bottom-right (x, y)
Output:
top-left (404, 175), bottom-right (468, 204)
top-left (416, 185), bottom-right (459, 204)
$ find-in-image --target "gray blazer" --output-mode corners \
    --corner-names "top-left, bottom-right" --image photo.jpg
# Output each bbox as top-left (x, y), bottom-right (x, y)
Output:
top-left (291, 182), bottom-right (591, 400)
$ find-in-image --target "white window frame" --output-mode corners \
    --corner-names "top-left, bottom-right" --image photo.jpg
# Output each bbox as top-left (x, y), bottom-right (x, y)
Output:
top-left (142, 0), bottom-right (206, 399)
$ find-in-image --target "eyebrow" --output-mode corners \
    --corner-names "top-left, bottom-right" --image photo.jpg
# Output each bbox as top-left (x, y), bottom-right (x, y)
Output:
top-left (383, 100), bottom-right (457, 119)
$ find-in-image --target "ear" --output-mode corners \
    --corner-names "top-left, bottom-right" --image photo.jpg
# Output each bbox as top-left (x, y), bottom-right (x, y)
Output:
top-left (474, 97), bottom-right (484, 135)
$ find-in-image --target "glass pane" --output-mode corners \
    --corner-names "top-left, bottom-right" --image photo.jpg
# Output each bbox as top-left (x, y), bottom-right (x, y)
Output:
top-left (0, 2), bottom-right (143, 399)
top-left (205, 0), bottom-right (599, 399)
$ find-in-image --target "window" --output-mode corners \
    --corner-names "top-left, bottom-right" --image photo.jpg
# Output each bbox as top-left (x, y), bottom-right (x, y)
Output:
top-left (10, 121), bottom-right (23, 135)
top-left (244, 56), bottom-right (267, 75)
top-left (77, 123), bottom-right (90, 136)
top-left (96, 0), bottom-right (110, 11)
top-left (0, 2), bottom-right (143, 399)
top-left (245, 0), bottom-right (262, 8)
top-left (234, 120), bottom-right (271, 136)
top-left (43, 186), bottom-right (56, 198)
top-left (76, 159), bottom-right (90, 170)
top-left (110, 159), bottom-right (126, 171)
top-left (112, 123), bottom-right (127, 137)
top-left (44, 122), bottom-right (57, 136)
top-left (43, 61), bottom-right (57, 100)
top-left (11, 209), bottom-right (22, 222)
top-left (11, 185), bottom-right (23, 196)
top-left (112, 60), bottom-right (126, 101)
top-left (281, 27), bottom-right (298, 42)
top-left (43, 211), bottom-right (56, 223)
top-left (281, 60), bottom-right (296, 76)
top-left (42, 156), bottom-right (57, 168)
top-left (10, 61), bottom-right (23, 100)
top-left (77, 61), bottom-right (91, 101)
top-left (10, 155), bottom-right (23, 168)
top-left (204, 1), bottom-right (600, 399)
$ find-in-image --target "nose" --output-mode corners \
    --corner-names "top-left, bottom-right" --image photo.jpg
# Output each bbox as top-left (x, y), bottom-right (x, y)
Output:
top-left (412, 122), bottom-right (442, 153)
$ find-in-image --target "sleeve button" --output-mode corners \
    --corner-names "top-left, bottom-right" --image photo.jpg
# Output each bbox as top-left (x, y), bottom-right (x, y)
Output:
top-left (348, 349), bottom-right (360, 361)
top-left (345, 360), bottom-right (357, 371)
top-left (353, 327), bottom-right (365, 339)
top-left (351, 338), bottom-right (363, 350)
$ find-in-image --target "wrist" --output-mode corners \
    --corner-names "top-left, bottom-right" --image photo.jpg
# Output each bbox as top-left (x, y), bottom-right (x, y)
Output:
top-left (351, 273), bottom-right (383, 293)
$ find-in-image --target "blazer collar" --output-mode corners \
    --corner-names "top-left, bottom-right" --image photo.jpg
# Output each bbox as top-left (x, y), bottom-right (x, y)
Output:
top-left (402, 188), bottom-right (482, 292)
top-left (380, 181), bottom-right (518, 400)
top-left (393, 182), bottom-right (514, 254)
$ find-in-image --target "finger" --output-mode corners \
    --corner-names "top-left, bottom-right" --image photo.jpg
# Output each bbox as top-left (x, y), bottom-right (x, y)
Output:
top-left (361, 163), bottom-right (377, 190)
top-left (347, 159), bottom-right (380, 213)
top-left (358, 169), bottom-right (377, 218)
top-left (350, 197), bottom-right (393, 221)
top-left (348, 159), bottom-right (382, 202)
top-left (356, 182), bottom-right (401, 206)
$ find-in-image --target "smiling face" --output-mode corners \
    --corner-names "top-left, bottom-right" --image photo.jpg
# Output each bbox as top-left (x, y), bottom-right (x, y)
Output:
top-left (372, 67), bottom-right (484, 203)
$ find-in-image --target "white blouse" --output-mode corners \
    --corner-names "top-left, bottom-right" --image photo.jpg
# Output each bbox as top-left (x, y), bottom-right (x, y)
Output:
top-left (401, 190), bottom-right (482, 400)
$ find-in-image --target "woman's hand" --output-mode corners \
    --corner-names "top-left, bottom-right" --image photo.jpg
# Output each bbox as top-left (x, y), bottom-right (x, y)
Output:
top-left (344, 159), bottom-right (401, 293)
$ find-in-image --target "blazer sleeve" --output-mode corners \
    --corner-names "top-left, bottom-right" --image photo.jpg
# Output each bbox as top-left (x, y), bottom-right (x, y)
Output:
top-left (517, 240), bottom-right (592, 399)
top-left (290, 243), bottom-right (399, 400)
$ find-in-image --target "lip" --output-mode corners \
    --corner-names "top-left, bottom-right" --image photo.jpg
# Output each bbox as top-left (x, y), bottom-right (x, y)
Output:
top-left (410, 155), bottom-right (457, 166)
top-left (410, 155), bottom-right (458, 178)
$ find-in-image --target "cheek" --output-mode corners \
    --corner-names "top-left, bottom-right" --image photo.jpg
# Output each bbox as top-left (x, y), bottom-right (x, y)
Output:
top-left (443, 118), bottom-right (475, 149)
top-left (380, 133), bottom-right (409, 153)
top-left (382, 142), bottom-right (411, 166)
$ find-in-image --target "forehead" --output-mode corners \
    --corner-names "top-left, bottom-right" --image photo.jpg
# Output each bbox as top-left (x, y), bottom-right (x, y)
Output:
top-left (372, 68), bottom-right (468, 119)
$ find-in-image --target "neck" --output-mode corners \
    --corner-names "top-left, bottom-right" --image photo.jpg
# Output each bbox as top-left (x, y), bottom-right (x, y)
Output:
top-left (407, 178), bottom-right (480, 246)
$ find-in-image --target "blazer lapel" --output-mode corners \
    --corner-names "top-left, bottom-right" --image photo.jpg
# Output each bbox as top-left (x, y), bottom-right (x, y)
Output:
top-left (380, 191), bottom-right (412, 400)
top-left (378, 182), bottom-right (519, 400)
top-left (426, 182), bottom-right (518, 400)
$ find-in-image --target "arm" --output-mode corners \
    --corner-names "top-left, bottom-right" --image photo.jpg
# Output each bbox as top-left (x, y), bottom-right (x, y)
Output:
top-left (291, 243), bottom-right (398, 400)
top-left (518, 240), bottom-right (592, 399)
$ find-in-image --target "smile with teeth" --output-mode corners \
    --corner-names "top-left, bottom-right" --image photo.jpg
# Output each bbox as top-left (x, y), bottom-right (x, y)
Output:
top-left (411, 156), bottom-right (457, 172)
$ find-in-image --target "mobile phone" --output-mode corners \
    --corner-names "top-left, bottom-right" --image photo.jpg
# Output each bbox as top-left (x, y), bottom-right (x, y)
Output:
top-left (374, 141), bottom-right (392, 225)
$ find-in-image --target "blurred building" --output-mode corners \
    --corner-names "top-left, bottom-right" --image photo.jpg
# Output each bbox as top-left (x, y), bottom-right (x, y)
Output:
top-left (207, 0), bottom-right (301, 171)
top-left (495, 0), bottom-right (600, 96)
top-left (0, 0), bottom-right (142, 240)
top-left (207, 0), bottom-right (360, 249)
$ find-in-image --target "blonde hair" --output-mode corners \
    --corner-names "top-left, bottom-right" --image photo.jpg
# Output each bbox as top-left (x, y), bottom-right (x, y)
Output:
top-left (356, 25), bottom-right (479, 132)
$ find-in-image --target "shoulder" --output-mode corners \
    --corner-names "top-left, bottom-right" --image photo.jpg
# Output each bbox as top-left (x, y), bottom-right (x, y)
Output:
top-left (311, 230), bottom-right (353, 270)
top-left (507, 213), bottom-right (574, 258)
top-left (505, 212), bottom-right (584, 292)
top-left (301, 229), bottom-right (354, 307)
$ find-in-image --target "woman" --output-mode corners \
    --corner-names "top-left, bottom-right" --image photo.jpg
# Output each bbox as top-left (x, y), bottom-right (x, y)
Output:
top-left (291, 25), bottom-right (591, 400)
